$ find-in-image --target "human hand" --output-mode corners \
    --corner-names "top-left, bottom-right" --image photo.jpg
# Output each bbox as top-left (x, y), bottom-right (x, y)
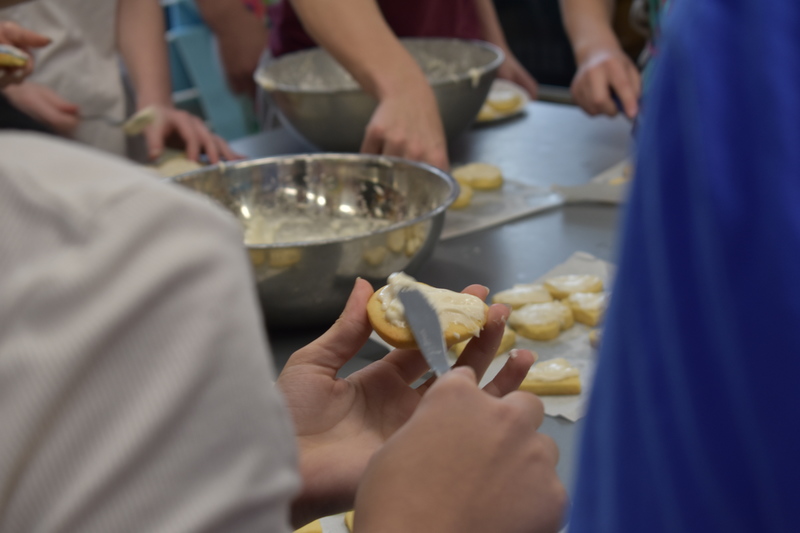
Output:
top-left (142, 105), bottom-right (241, 163)
top-left (571, 46), bottom-right (641, 119)
top-left (354, 366), bottom-right (566, 533)
top-left (277, 278), bottom-right (536, 527)
top-left (497, 51), bottom-right (538, 99)
top-left (0, 20), bottom-right (50, 88)
top-left (361, 81), bottom-right (449, 170)
top-left (3, 82), bottom-right (79, 135)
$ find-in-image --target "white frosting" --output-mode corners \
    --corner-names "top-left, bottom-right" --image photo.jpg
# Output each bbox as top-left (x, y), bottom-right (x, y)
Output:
top-left (545, 275), bottom-right (602, 294)
top-left (378, 272), bottom-right (485, 334)
top-left (509, 301), bottom-right (571, 328)
top-left (493, 283), bottom-right (553, 306)
top-left (566, 292), bottom-right (607, 311)
top-left (527, 358), bottom-right (579, 382)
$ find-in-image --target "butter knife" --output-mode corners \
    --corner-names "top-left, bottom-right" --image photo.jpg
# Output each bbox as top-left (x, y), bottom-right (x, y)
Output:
top-left (398, 288), bottom-right (450, 376)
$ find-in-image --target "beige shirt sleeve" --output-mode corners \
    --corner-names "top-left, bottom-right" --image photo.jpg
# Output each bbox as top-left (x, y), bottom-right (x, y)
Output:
top-left (0, 133), bottom-right (299, 533)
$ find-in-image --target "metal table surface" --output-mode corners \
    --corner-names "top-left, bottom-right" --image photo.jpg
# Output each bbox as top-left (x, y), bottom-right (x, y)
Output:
top-left (231, 100), bottom-right (631, 500)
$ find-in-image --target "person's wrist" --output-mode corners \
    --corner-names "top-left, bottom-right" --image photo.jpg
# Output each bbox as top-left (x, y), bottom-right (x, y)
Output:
top-left (290, 441), bottom-right (358, 529)
top-left (573, 32), bottom-right (621, 66)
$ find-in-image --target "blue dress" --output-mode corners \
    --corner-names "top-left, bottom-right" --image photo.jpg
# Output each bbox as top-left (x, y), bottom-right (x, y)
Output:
top-left (569, 0), bottom-right (800, 531)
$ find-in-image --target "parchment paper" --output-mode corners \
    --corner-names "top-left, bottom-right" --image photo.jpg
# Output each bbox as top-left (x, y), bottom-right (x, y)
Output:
top-left (440, 158), bottom-right (630, 241)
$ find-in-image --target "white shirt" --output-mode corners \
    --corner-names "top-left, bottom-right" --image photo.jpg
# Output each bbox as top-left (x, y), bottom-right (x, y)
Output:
top-left (0, 133), bottom-right (299, 532)
top-left (0, 0), bottom-right (128, 155)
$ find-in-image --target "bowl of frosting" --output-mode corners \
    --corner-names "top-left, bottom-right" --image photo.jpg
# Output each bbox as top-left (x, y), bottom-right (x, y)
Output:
top-left (168, 153), bottom-right (458, 327)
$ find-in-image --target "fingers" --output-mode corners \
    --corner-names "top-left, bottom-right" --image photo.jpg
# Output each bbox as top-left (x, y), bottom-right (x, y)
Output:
top-left (451, 303), bottom-right (509, 379)
top-left (481, 348), bottom-right (536, 397)
top-left (37, 88), bottom-right (79, 134)
top-left (286, 278), bottom-right (375, 375)
top-left (0, 20), bottom-right (51, 49)
top-left (502, 389), bottom-right (547, 432)
top-left (607, 62), bottom-right (640, 119)
top-left (380, 348), bottom-right (432, 385)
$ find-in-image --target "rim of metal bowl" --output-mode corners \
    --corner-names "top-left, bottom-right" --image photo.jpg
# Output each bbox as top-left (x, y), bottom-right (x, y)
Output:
top-left (255, 38), bottom-right (505, 95)
top-left (166, 153), bottom-right (459, 249)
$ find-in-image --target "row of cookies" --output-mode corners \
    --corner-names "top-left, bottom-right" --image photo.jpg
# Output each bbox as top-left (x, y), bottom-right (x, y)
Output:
top-left (494, 274), bottom-right (607, 341)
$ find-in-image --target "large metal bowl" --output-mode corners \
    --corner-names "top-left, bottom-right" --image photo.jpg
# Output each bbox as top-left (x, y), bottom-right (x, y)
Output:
top-left (169, 154), bottom-right (458, 327)
top-left (256, 38), bottom-right (504, 151)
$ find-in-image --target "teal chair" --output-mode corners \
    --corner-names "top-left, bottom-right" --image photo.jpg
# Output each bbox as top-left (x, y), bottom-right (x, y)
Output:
top-left (164, 0), bottom-right (257, 141)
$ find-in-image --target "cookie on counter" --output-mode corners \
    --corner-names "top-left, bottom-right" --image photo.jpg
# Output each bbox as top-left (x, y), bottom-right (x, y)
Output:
top-left (450, 181), bottom-right (474, 209)
top-left (452, 162), bottom-right (503, 191)
top-left (543, 274), bottom-right (603, 300)
top-left (508, 301), bottom-right (573, 341)
top-left (519, 357), bottom-right (581, 396)
top-left (492, 283), bottom-right (553, 309)
top-left (368, 272), bottom-right (489, 350)
top-left (565, 292), bottom-right (608, 327)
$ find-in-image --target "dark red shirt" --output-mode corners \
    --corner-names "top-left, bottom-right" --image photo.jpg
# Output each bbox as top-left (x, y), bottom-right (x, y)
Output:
top-left (268, 0), bottom-right (483, 57)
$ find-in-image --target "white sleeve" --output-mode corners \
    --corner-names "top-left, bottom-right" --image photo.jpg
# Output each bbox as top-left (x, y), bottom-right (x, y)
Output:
top-left (0, 141), bottom-right (300, 533)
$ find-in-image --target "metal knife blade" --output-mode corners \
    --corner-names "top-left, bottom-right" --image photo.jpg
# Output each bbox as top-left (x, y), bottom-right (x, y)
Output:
top-left (397, 288), bottom-right (450, 376)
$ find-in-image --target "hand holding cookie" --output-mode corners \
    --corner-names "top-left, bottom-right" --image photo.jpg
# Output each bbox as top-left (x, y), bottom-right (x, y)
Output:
top-left (277, 277), bottom-right (536, 526)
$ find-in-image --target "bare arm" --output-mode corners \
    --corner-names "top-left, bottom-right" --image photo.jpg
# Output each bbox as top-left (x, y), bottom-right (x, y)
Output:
top-left (560, 0), bottom-right (641, 117)
top-left (472, 0), bottom-right (538, 97)
top-left (195, 0), bottom-right (267, 97)
top-left (289, 0), bottom-right (448, 169)
top-left (116, 0), bottom-right (238, 162)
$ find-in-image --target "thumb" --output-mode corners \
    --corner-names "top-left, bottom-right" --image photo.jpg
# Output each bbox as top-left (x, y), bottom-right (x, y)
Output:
top-left (286, 278), bottom-right (374, 373)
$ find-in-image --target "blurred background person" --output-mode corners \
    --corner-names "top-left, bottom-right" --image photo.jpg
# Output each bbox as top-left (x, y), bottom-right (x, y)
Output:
top-left (0, 0), bottom-right (238, 162)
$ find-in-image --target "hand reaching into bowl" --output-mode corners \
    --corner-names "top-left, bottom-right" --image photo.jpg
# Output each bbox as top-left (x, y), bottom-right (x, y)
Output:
top-left (277, 278), bottom-right (563, 529)
top-left (361, 72), bottom-right (450, 171)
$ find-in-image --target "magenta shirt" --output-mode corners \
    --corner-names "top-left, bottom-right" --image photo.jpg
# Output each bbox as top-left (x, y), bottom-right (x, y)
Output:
top-left (268, 0), bottom-right (483, 57)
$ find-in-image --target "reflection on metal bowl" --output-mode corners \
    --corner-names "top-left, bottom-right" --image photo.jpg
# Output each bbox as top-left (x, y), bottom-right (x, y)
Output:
top-left (169, 154), bottom-right (458, 327)
top-left (256, 38), bottom-right (504, 151)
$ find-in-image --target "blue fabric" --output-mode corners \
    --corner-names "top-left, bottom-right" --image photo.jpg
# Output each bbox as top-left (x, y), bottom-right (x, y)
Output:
top-left (569, 1), bottom-right (800, 531)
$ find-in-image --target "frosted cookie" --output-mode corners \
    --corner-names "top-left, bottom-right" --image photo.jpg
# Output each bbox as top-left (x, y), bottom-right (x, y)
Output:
top-left (152, 153), bottom-right (202, 178)
top-left (451, 324), bottom-right (516, 357)
top-left (0, 44), bottom-right (28, 68)
top-left (450, 182), bottom-right (474, 209)
top-left (452, 162), bottom-right (503, 191)
top-left (543, 274), bottom-right (603, 300)
top-left (509, 301), bottom-right (573, 341)
top-left (491, 283), bottom-right (553, 309)
top-left (367, 272), bottom-right (489, 350)
top-left (519, 357), bottom-right (581, 396)
top-left (565, 292), bottom-right (607, 327)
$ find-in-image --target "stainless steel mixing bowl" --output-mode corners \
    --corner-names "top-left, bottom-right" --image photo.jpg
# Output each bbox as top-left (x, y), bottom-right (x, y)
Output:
top-left (255, 38), bottom-right (504, 151)
top-left (169, 154), bottom-right (458, 327)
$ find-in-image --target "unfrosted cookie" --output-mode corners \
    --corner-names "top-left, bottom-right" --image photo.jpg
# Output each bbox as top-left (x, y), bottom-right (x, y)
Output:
top-left (492, 283), bottom-right (553, 309)
top-left (294, 518), bottom-right (323, 533)
top-left (452, 162), bottom-right (503, 191)
top-left (589, 328), bottom-right (602, 349)
top-left (509, 301), bottom-right (573, 341)
top-left (543, 274), bottom-right (603, 300)
top-left (519, 357), bottom-right (581, 396)
top-left (565, 292), bottom-right (607, 326)
top-left (344, 510), bottom-right (355, 532)
top-left (450, 182), bottom-right (474, 209)
top-left (368, 272), bottom-right (489, 350)
top-left (451, 324), bottom-right (516, 357)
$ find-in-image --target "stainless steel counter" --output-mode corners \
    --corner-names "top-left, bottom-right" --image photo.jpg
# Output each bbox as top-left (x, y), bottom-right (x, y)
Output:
top-left (231, 100), bottom-right (631, 499)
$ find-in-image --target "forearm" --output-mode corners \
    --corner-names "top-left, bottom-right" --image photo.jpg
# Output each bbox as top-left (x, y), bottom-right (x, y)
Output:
top-left (472, 0), bottom-right (510, 51)
top-left (289, 0), bottom-right (426, 100)
top-left (559, 0), bottom-right (619, 63)
top-left (117, 0), bottom-right (172, 108)
top-left (195, 0), bottom-right (267, 47)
